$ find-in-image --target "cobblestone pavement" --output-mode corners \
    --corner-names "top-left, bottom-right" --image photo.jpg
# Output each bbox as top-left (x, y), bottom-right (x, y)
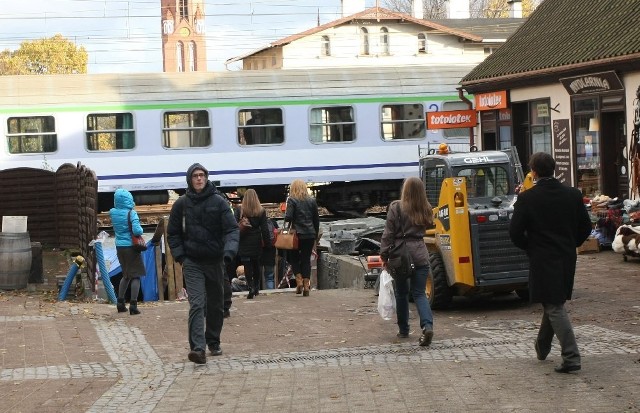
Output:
top-left (1, 250), bottom-right (639, 413)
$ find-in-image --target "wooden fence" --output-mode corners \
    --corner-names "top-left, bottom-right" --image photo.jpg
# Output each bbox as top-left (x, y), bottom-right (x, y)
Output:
top-left (0, 163), bottom-right (98, 282)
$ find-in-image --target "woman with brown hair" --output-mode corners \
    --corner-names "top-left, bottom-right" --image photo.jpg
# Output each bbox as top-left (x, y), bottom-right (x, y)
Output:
top-left (284, 179), bottom-right (320, 296)
top-left (235, 189), bottom-right (270, 299)
top-left (380, 176), bottom-right (435, 346)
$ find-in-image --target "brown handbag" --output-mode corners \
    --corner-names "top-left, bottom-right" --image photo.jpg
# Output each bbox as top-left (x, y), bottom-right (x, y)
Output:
top-left (274, 227), bottom-right (298, 250)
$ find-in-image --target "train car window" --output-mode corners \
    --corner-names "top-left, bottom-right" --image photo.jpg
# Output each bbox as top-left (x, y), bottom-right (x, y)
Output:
top-left (237, 109), bottom-right (284, 145)
top-left (381, 104), bottom-right (425, 141)
top-left (443, 101), bottom-right (469, 139)
top-left (309, 106), bottom-right (355, 143)
top-left (86, 113), bottom-right (135, 151)
top-left (162, 110), bottom-right (211, 148)
top-left (6, 116), bottom-right (57, 154)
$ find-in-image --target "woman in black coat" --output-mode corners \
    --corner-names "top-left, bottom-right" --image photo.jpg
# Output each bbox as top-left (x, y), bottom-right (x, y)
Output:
top-left (284, 179), bottom-right (320, 296)
top-left (236, 189), bottom-right (270, 299)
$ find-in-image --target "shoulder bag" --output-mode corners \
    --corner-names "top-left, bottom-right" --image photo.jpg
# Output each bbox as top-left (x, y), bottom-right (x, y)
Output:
top-left (274, 223), bottom-right (298, 250)
top-left (386, 203), bottom-right (414, 279)
top-left (128, 210), bottom-right (147, 252)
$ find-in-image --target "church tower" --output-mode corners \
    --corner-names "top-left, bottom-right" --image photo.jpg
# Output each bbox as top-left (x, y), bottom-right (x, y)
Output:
top-left (161, 0), bottom-right (207, 72)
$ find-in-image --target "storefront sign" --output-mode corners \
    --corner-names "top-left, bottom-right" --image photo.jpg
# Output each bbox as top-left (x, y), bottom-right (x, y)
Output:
top-left (426, 109), bottom-right (477, 129)
top-left (498, 109), bottom-right (511, 121)
top-left (552, 119), bottom-right (572, 186)
top-left (474, 91), bottom-right (508, 110)
top-left (560, 71), bottom-right (624, 95)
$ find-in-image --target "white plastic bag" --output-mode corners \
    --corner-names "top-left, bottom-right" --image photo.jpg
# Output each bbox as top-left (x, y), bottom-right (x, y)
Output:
top-left (377, 269), bottom-right (396, 320)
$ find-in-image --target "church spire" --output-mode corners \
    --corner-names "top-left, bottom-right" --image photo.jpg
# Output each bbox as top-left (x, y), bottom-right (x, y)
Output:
top-left (161, 0), bottom-right (207, 72)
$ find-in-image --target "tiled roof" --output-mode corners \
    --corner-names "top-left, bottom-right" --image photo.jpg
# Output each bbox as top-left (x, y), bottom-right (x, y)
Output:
top-left (461, 0), bottom-right (640, 89)
top-left (432, 18), bottom-right (525, 40)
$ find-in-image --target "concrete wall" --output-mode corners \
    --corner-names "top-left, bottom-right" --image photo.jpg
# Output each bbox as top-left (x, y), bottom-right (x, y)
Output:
top-left (317, 252), bottom-right (368, 289)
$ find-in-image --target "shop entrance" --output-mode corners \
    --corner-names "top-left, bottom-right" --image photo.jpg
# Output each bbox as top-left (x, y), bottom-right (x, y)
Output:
top-left (600, 111), bottom-right (628, 199)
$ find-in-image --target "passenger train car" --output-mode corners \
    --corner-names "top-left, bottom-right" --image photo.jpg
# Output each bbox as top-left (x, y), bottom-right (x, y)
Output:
top-left (0, 65), bottom-right (475, 214)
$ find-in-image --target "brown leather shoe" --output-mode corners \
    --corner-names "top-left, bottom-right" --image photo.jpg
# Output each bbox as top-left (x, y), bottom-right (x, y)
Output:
top-left (303, 278), bottom-right (310, 296)
top-left (188, 350), bottom-right (206, 364)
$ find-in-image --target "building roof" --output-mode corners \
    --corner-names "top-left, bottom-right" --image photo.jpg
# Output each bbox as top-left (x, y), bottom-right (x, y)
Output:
top-left (461, 0), bottom-right (640, 91)
top-left (225, 7), bottom-right (485, 65)
top-left (432, 18), bottom-right (525, 41)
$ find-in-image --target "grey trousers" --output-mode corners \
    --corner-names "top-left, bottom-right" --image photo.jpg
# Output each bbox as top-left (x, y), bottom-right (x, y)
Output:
top-left (183, 258), bottom-right (225, 352)
top-left (538, 303), bottom-right (581, 366)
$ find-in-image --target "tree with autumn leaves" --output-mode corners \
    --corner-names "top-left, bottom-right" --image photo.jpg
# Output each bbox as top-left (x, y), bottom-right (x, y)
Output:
top-left (383, 0), bottom-right (542, 19)
top-left (0, 34), bottom-right (87, 75)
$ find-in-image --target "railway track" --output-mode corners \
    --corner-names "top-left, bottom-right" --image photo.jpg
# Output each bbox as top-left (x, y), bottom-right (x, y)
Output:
top-left (98, 203), bottom-right (387, 230)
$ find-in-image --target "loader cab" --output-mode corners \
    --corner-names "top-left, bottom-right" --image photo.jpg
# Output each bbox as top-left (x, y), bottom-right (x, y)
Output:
top-left (420, 151), bottom-right (518, 208)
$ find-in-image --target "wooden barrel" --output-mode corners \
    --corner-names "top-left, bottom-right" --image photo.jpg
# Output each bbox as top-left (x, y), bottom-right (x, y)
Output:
top-left (0, 232), bottom-right (32, 290)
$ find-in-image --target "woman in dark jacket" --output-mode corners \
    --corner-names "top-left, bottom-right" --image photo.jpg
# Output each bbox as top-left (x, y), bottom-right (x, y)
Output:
top-left (380, 177), bottom-right (434, 346)
top-left (109, 188), bottom-right (145, 315)
top-left (236, 189), bottom-right (270, 299)
top-left (284, 179), bottom-right (320, 296)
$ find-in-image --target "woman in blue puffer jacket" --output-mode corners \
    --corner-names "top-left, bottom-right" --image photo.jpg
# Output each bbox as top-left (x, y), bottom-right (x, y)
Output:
top-left (109, 188), bottom-right (146, 315)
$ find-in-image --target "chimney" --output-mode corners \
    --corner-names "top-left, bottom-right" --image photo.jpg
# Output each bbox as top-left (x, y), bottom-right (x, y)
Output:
top-left (508, 0), bottom-right (523, 18)
top-left (412, 0), bottom-right (424, 19)
top-left (341, 0), bottom-right (366, 17)
top-left (446, 0), bottom-right (470, 19)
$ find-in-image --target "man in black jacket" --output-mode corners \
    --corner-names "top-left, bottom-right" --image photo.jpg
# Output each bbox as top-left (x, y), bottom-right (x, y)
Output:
top-left (510, 152), bottom-right (592, 373)
top-left (167, 163), bottom-right (239, 364)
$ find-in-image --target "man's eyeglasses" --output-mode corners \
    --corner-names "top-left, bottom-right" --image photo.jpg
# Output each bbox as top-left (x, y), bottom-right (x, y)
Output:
top-left (192, 173), bottom-right (206, 179)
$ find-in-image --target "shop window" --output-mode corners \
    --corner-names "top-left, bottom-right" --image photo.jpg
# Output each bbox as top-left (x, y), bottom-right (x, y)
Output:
top-left (530, 100), bottom-right (551, 153)
top-left (573, 96), bottom-right (600, 196)
top-left (381, 103), bottom-right (425, 141)
top-left (238, 108), bottom-right (284, 145)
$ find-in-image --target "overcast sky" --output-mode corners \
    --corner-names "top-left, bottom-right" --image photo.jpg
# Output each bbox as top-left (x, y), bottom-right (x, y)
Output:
top-left (0, 0), bottom-right (379, 73)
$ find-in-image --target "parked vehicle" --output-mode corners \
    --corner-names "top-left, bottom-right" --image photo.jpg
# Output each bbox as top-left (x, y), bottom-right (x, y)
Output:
top-left (420, 146), bottom-right (530, 308)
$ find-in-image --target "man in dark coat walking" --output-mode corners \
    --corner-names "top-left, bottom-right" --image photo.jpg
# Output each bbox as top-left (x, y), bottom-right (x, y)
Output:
top-left (167, 163), bottom-right (239, 365)
top-left (509, 152), bottom-right (592, 373)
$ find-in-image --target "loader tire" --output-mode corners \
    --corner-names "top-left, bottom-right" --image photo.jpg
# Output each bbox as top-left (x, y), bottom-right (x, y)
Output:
top-left (427, 252), bottom-right (453, 309)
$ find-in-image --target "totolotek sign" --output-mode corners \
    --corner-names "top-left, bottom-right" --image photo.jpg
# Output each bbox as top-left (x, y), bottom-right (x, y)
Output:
top-left (474, 90), bottom-right (508, 111)
top-left (560, 71), bottom-right (623, 95)
top-left (426, 109), bottom-right (477, 129)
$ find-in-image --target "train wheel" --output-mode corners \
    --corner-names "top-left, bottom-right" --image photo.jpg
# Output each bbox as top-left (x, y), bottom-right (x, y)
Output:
top-left (427, 252), bottom-right (453, 309)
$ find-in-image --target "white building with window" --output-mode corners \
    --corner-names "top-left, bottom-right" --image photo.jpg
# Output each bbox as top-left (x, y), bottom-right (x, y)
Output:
top-left (225, 2), bottom-right (524, 71)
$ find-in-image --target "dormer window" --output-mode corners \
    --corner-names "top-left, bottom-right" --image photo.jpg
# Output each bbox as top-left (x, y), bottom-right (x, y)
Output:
top-left (418, 33), bottom-right (427, 54)
top-left (360, 27), bottom-right (370, 55)
top-left (321, 35), bottom-right (331, 56)
top-left (380, 27), bottom-right (389, 55)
